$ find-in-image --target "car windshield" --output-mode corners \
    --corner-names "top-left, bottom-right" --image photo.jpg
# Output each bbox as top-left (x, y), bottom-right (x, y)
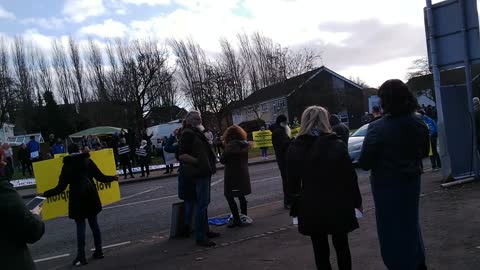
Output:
top-left (351, 124), bottom-right (369, 137)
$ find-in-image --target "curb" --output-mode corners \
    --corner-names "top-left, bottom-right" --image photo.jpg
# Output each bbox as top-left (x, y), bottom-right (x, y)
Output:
top-left (20, 158), bottom-right (277, 199)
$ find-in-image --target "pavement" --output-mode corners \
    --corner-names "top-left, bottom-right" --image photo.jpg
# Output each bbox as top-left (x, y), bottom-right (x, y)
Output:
top-left (18, 155), bottom-right (277, 199)
top-left (37, 167), bottom-right (480, 270)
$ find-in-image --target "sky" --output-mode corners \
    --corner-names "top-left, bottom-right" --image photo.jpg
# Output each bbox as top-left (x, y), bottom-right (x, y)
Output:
top-left (0, 0), bottom-right (462, 88)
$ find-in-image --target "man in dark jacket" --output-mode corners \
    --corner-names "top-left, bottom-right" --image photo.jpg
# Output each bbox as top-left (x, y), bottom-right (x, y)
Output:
top-left (179, 111), bottom-right (219, 247)
top-left (271, 114), bottom-right (291, 209)
top-left (329, 114), bottom-right (349, 145)
top-left (0, 168), bottom-right (45, 270)
top-left (18, 143), bottom-right (33, 177)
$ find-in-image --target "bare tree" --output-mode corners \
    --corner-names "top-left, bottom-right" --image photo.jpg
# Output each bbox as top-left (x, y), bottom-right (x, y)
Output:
top-left (406, 57), bottom-right (430, 79)
top-left (349, 76), bottom-right (369, 88)
top-left (219, 38), bottom-right (247, 100)
top-left (31, 48), bottom-right (54, 105)
top-left (169, 38), bottom-right (208, 113)
top-left (116, 39), bottom-right (174, 133)
top-left (86, 39), bottom-right (109, 102)
top-left (68, 37), bottom-right (88, 103)
top-left (285, 48), bottom-right (321, 78)
top-left (0, 38), bottom-right (16, 127)
top-left (52, 40), bottom-right (74, 104)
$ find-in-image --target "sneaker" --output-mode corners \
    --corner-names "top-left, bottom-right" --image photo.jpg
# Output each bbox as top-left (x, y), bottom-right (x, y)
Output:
top-left (196, 240), bottom-right (216, 247)
top-left (207, 231), bottom-right (220, 238)
top-left (72, 257), bottom-right (88, 266)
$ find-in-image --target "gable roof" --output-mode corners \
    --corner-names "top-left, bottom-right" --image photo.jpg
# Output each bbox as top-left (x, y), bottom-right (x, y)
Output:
top-left (233, 66), bottom-right (363, 109)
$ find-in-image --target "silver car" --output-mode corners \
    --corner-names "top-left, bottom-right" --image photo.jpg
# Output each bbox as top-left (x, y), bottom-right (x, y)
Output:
top-left (348, 124), bottom-right (369, 164)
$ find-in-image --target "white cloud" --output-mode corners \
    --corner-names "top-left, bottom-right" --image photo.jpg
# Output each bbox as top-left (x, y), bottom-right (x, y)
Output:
top-left (63, 0), bottom-right (106, 23)
top-left (121, 0), bottom-right (171, 5)
top-left (21, 17), bottom-right (65, 30)
top-left (79, 19), bottom-right (128, 38)
top-left (0, 5), bottom-right (15, 19)
top-left (22, 29), bottom-right (55, 51)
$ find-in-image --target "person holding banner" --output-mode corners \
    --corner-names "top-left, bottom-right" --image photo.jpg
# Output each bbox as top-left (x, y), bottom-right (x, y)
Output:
top-left (27, 135), bottom-right (40, 162)
top-left (118, 138), bottom-right (134, 179)
top-left (0, 163), bottom-right (45, 270)
top-left (220, 125), bottom-right (252, 228)
top-left (259, 126), bottom-right (269, 160)
top-left (136, 140), bottom-right (150, 177)
top-left (42, 144), bottom-right (119, 266)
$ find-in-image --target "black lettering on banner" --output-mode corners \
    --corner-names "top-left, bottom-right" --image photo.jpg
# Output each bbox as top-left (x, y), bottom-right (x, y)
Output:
top-left (95, 181), bottom-right (112, 191)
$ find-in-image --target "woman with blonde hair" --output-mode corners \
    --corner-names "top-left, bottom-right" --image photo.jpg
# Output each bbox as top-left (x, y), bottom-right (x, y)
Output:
top-left (287, 106), bottom-right (362, 270)
top-left (220, 125), bottom-right (252, 228)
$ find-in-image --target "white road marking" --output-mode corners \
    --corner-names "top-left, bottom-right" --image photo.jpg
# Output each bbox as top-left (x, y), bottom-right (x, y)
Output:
top-left (104, 195), bottom-right (178, 210)
top-left (90, 241), bottom-right (131, 251)
top-left (211, 179), bottom-right (224, 186)
top-left (251, 176), bottom-right (281, 184)
top-left (121, 186), bottom-right (164, 200)
top-left (34, 253), bottom-right (70, 263)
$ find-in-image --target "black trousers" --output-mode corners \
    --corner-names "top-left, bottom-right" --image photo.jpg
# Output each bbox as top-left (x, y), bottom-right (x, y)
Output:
top-left (277, 160), bottom-right (290, 206)
top-left (140, 160), bottom-right (150, 176)
top-left (225, 195), bottom-right (247, 221)
top-left (121, 160), bottom-right (134, 177)
top-left (75, 216), bottom-right (102, 259)
top-left (165, 164), bottom-right (173, 173)
top-left (310, 233), bottom-right (352, 270)
top-left (430, 135), bottom-right (441, 169)
top-left (21, 160), bottom-right (32, 176)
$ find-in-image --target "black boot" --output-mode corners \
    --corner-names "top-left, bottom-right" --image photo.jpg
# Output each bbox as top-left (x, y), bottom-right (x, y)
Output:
top-left (72, 257), bottom-right (88, 266)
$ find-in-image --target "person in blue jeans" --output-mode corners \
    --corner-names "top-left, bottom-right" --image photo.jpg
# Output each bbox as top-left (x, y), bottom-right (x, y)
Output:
top-left (179, 111), bottom-right (220, 247)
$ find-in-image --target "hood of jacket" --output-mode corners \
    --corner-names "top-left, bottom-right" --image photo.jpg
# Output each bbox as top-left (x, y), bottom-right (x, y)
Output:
top-left (225, 140), bottom-right (250, 153)
top-left (329, 114), bottom-right (341, 127)
top-left (63, 153), bottom-right (90, 171)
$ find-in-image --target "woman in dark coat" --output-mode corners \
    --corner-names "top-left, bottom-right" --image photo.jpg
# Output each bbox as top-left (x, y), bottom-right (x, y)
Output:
top-left (287, 105), bottom-right (362, 270)
top-left (43, 144), bottom-right (118, 266)
top-left (359, 79), bottom-right (429, 270)
top-left (220, 125), bottom-right (252, 228)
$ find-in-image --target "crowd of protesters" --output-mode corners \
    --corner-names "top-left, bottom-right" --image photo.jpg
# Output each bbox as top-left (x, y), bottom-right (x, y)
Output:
top-left (1, 78), bottom-right (441, 269)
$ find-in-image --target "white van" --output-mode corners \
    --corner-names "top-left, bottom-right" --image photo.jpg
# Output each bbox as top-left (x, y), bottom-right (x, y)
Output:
top-left (146, 120), bottom-right (183, 151)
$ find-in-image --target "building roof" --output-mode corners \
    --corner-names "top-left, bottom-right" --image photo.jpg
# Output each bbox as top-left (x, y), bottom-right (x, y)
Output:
top-left (233, 66), bottom-right (363, 109)
top-left (407, 64), bottom-right (480, 92)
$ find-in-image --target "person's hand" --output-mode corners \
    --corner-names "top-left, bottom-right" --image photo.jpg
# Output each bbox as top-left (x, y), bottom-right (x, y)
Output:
top-left (30, 206), bottom-right (42, 216)
top-left (357, 205), bottom-right (363, 213)
top-left (113, 176), bottom-right (119, 181)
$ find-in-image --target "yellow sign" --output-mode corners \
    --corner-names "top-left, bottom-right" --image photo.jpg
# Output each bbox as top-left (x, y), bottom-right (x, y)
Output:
top-left (252, 130), bottom-right (273, 148)
top-left (290, 127), bottom-right (300, 138)
top-left (33, 149), bottom-right (121, 221)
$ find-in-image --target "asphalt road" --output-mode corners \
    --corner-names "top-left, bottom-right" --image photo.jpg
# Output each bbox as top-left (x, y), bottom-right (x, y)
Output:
top-left (29, 162), bottom-right (296, 267)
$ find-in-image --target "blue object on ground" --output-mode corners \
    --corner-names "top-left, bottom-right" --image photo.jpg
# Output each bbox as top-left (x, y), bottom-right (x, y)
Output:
top-left (208, 215), bottom-right (232, 226)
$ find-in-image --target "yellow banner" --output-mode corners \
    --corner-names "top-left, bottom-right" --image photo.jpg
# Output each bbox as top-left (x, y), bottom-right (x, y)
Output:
top-left (33, 149), bottom-right (121, 221)
top-left (252, 130), bottom-right (273, 148)
top-left (290, 127), bottom-right (300, 138)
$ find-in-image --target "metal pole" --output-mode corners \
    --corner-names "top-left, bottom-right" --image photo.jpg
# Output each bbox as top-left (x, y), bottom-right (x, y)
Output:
top-left (459, 0), bottom-right (480, 179)
top-left (425, 0), bottom-right (451, 180)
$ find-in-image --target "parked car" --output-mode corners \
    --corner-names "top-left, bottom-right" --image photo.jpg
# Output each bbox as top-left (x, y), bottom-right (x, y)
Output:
top-left (348, 124), bottom-right (369, 164)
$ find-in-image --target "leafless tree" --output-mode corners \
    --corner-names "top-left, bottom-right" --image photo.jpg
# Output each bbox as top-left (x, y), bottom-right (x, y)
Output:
top-left (349, 76), bottom-right (369, 88)
top-left (285, 48), bottom-right (321, 78)
top-left (0, 38), bottom-right (16, 127)
top-left (406, 57), bottom-right (431, 79)
top-left (52, 40), bottom-right (74, 104)
top-left (68, 37), bottom-right (88, 103)
top-left (86, 39), bottom-right (109, 102)
top-left (115, 39), bottom-right (174, 132)
top-left (169, 38), bottom-right (208, 113)
top-left (30, 48), bottom-right (54, 105)
top-left (219, 38), bottom-right (247, 100)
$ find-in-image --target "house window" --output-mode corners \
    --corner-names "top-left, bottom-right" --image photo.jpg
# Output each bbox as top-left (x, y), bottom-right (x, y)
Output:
top-left (277, 99), bottom-right (286, 108)
top-left (261, 103), bottom-right (268, 112)
top-left (247, 107), bottom-right (254, 115)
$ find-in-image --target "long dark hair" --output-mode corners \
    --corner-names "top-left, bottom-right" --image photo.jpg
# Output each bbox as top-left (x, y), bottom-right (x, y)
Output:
top-left (378, 79), bottom-right (418, 117)
top-left (223, 125), bottom-right (247, 144)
